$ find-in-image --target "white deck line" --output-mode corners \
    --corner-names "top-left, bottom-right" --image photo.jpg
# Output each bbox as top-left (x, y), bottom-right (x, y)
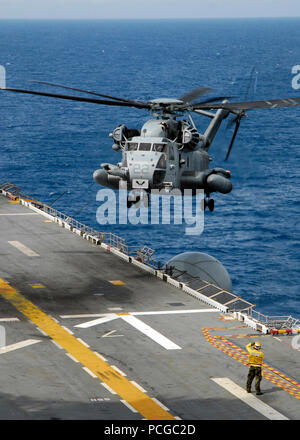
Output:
top-left (120, 315), bottom-right (181, 350)
top-left (212, 378), bottom-right (289, 420)
top-left (74, 314), bottom-right (119, 328)
top-left (60, 314), bottom-right (105, 319)
top-left (0, 339), bottom-right (41, 354)
top-left (0, 318), bottom-right (19, 322)
top-left (131, 308), bottom-right (219, 316)
top-left (8, 241), bottom-right (39, 257)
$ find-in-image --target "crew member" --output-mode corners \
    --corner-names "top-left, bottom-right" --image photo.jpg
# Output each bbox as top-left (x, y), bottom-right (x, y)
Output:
top-left (246, 341), bottom-right (264, 395)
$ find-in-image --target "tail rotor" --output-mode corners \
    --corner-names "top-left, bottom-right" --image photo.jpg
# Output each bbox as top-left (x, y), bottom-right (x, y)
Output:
top-left (225, 67), bottom-right (257, 161)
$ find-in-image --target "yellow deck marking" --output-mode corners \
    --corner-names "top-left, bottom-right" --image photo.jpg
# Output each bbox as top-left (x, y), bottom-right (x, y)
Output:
top-left (0, 278), bottom-right (175, 420)
top-left (31, 285), bottom-right (46, 289)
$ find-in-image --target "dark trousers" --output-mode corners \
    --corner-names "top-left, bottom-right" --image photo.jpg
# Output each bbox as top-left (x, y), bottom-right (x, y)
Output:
top-left (247, 366), bottom-right (262, 392)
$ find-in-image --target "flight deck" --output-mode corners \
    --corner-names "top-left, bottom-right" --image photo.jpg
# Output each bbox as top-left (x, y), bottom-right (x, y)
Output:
top-left (0, 191), bottom-right (299, 420)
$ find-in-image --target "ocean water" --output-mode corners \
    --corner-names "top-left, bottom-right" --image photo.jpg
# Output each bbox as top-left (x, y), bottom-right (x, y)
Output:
top-left (0, 19), bottom-right (299, 318)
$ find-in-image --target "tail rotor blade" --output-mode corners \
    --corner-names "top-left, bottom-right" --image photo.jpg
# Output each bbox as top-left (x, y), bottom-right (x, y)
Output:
top-left (226, 113), bottom-right (239, 129)
top-left (225, 119), bottom-right (241, 161)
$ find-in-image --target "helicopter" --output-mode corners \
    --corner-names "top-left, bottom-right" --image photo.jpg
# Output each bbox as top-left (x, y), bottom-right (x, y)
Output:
top-left (1, 80), bottom-right (300, 211)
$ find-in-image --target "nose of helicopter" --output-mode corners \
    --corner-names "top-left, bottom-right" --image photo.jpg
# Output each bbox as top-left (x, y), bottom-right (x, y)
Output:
top-left (127, 151), bottom-right (166, 185)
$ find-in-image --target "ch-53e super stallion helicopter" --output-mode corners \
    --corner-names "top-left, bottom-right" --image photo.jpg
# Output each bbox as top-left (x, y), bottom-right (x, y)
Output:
top-left (2, 80), bottom-right (300, 210)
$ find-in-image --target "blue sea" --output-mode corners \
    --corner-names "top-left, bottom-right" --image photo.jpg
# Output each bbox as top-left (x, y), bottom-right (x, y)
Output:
top-left (0, 19), bottom-right (299, 318)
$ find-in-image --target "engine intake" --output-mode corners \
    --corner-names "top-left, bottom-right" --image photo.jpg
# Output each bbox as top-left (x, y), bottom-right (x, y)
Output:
top-left (110, 125), bottom-right (140, 145)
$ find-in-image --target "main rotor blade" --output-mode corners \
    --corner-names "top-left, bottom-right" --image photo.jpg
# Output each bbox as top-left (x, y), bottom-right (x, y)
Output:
top-left (1, 87), bottom-right (151, 109)
top-left (29, 80), bottom-right (146, 106)
top-left (185, 96), bottom-right (231, 108)
top-left (191, 97), bottom-right (300, 111)
top-left (225, 119), bottom-right (241, 161)
top-left (179, 87), bottom-right (213, 104)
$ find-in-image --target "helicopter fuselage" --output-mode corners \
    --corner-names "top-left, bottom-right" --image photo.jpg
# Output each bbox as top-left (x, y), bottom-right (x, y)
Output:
top-left (93, 115), bottom-right (233, 200)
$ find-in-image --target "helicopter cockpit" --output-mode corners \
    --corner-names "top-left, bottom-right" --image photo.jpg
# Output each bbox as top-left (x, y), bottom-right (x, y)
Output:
top-left (123, 139), bottom-right (174, 188)
top-left (125, 141), bottom-right (168, 153)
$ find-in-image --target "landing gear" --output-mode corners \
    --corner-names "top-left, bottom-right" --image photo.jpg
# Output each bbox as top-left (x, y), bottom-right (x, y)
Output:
top-left (202, 196), bottom-right (215, 212)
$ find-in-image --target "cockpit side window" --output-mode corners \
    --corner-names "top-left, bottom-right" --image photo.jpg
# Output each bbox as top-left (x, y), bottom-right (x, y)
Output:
top-left (127, 142), bottom-right (138, 151)
top-left (152, 143), bottom-right (167, 153)
top-left (157, 154), bottom-right (167, 169)
top-left (139, 143), bottom-right (152, 151)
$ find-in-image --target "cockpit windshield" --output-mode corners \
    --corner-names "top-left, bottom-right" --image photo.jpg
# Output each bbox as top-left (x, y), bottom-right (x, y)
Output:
top-left (139, 143), bottom-right (152, 151)
top-left (126, 142), bottom-right (168, 152)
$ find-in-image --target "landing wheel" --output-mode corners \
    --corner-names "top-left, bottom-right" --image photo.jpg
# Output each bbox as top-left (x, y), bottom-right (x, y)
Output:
top-left (208, 198), bottom-right (214, 212)
top-left (203, 197), bottom-right (215, 212)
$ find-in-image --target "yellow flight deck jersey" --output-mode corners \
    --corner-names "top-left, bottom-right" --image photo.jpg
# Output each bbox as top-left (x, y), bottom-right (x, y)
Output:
top-left (246, 343), bottom-right (264, 367)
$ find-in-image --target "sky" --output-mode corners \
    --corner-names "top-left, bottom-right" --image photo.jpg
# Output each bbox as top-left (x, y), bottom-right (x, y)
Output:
top-left (0, 0), bottom-right (300, 20)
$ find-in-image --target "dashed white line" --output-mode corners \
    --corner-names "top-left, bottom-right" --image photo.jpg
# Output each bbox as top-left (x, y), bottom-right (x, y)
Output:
top-left (65, 353), bottom-right (79, 363)
top-left (36, 327), bottom-right (48, 336)
top-left (83, 367), bottom-right (97, 378)
top-left (111, 365), bottom-right (127, 376)
top-left (93, 351), bottom-right (108, 361)
top-left (211, 378), bottom-right (289, 420)
top-left (101, 382), bottom-right (117, 395)
top-left (61, 326), bottom-right (74, 335)
top-left (49, 316), bottom-right (59, 323)
top-left (130, 381), bottom-right (147, 393)
top-left (121, 400), bottom-right (138, 413)
top-left (151, 397), bottom-right (169, 411)
top-left (52, 340), bottom-right (63, 350)
top-left (76, 338), bottom-right (90, 347)
top-left (8, 241), bottom-right (39, 257)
